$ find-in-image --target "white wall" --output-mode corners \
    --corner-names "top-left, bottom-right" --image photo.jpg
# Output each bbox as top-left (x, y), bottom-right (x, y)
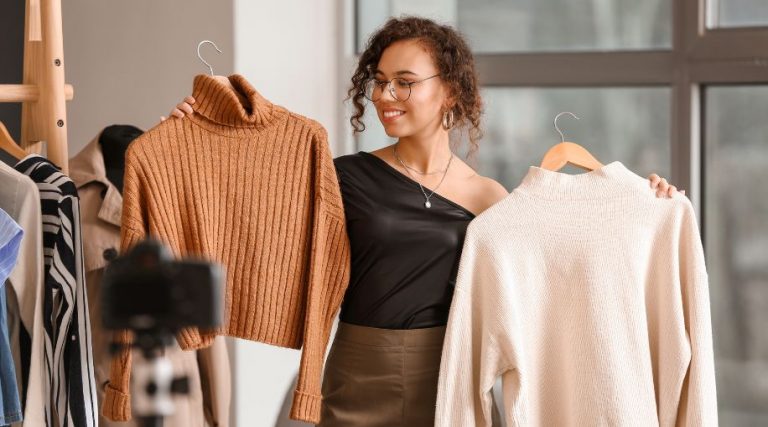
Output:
top-left (234, 0), bottom-right (349, 156)
top-left (63, 0), bottom-right (235, 155)
top-left (232, 1), bottom-right (348, 425)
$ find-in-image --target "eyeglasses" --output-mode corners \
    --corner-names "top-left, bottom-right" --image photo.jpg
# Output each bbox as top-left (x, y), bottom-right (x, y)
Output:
top-left (363, 74), bottom-right (441, 102)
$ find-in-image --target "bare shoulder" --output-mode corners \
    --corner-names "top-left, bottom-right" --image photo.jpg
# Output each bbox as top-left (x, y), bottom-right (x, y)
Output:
top-left (451, 158), bottom-right (509, 214)
top-left (470, 173), bottom-right (509, 211)
top-left (369, 145), bottom-right (395, 162)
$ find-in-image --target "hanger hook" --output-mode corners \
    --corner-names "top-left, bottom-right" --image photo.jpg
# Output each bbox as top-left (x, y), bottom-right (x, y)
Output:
top-left (554, 111), bottom-right (580, 143)
top-left (197, 40), bottom-right (223, 76)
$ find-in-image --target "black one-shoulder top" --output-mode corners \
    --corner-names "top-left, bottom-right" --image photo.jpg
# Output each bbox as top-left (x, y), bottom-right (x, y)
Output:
top-left (334, 151), bottom-right (476, 330)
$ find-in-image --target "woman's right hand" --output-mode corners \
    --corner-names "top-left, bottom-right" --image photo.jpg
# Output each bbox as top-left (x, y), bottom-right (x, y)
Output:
top-left (160, 96), bottom-right (196, 122)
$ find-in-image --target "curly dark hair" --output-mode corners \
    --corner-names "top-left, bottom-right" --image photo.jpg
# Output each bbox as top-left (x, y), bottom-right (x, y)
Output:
top-left (348, 16), bottom-right (483, 158)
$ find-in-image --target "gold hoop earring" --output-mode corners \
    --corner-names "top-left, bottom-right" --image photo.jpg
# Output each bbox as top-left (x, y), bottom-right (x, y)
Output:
top-left (442, 109), bottom-right (455, 130)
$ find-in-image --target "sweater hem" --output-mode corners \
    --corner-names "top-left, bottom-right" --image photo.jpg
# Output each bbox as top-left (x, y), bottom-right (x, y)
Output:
top-left (177, 329), bottom-right (303, 351)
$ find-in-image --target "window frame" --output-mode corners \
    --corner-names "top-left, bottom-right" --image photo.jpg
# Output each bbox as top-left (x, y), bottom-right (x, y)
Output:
top-left (352, 0), bottom-right (768, 215)
top-left (476, 1), bottom-right (768, 213)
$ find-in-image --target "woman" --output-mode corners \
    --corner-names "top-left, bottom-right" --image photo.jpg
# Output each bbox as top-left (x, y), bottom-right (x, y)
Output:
top-left (166, 16), bottom-right (680, 427)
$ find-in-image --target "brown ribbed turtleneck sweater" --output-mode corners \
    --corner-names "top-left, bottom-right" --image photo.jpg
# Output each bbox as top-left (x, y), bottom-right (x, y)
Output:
top-left (102, 74), bottom-right (351, 424)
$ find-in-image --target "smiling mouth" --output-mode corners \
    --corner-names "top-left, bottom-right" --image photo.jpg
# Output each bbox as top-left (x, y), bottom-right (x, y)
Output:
top-left (383, 110), bottom-right (405, 119)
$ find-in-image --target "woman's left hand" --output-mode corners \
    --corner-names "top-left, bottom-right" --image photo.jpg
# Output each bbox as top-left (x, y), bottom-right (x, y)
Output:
top-left (648, 173), bottom-right (685, 198)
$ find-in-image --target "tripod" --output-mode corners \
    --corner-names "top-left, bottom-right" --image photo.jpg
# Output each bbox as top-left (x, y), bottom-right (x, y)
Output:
top-left (129, 331), bottom-right (189, 427)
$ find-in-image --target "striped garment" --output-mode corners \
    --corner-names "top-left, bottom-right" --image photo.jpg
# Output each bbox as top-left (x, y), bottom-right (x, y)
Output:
top-left (16, 155), bottom-right (98, 427)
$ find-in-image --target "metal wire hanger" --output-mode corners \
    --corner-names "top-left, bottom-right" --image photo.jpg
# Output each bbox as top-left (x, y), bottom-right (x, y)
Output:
top-left (197, 40), bottom-right (222, 76)
top-left (196, 40), bottom-right (248, 104)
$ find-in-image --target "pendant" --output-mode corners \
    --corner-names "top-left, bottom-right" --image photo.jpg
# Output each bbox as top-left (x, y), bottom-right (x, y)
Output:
top-left (425, 200), bottom-right (432, 208)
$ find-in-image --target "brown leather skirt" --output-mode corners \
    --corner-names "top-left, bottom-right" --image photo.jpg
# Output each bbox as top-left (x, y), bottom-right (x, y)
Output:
top-left (319, 322), bottom-right (446, 427)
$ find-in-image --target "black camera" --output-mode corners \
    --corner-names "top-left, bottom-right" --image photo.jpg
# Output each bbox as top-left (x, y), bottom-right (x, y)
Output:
top-left (101, 239), bottom-right (224, 427)
top-left (101, 238), bottom-right (223, 335)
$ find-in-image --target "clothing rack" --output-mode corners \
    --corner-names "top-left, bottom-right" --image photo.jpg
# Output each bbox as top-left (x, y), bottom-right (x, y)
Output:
top-left (0, 0), bottom-right (73, 172)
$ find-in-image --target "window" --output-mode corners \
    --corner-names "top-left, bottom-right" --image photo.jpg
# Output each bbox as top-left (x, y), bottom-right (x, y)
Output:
top-left (704, 85), bottom-right (768, 425)
top-left (356, 0), bottom-right (672, 53)
top-left (458, 0), bottom-right (671, 53)
top-left (479, 87), bottom-right (670, 188)
top-left (353, 2), bottom-right (768, 423)
top-left (707, 0), bottom-right (768, 28)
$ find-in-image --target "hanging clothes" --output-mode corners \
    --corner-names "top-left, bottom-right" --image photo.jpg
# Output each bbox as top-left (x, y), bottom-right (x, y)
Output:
top-left (15, 155), bottom-right (98, 427)
top-left (435, 162), bottom-right (718, 426)
top-left (70, 132), bottom-right (231, 427)
top-left (0, 208), bottom-right (23, 426)
top-left (102, 74), bottom-right (350, 425)
top-left (0, 161), bottom-right (46, 427)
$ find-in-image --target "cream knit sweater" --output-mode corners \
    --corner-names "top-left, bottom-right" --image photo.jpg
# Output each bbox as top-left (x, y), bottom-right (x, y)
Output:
top-left (436, 162), bottom-right (717, 426)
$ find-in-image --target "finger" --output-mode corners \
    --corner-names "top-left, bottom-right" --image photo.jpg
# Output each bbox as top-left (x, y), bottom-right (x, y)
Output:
top-left (180, 102), bottom-right (194, 115)
top-left (655, 178), bottom-right (669, 198)
top-left (648, 174), bottom-right (661, 188)
top-left (171, 108), bottom-right (184, 118)
top-left (184, 96), bottom-right (196, 105)
top-left (667, 185), bottom-right (677, 198)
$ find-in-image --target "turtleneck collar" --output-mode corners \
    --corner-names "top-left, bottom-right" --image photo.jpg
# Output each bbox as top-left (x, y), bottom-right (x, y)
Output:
top-left (514, 161), bottom-right (651, 200)
top-left (190, 74), bottom-right (276, 129)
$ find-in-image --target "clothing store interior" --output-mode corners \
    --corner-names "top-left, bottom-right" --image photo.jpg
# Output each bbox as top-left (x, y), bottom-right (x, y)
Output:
top-left (1, 1), bottom-right (767, 426)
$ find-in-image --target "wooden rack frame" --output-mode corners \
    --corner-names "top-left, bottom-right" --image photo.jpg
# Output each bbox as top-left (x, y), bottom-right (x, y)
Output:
top-left (0, 0), bottom-right (73, 172)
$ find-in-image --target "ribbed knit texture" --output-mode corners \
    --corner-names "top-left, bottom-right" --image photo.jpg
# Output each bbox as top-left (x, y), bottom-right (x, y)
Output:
top-left (102, 74), bottom-right (351, 424)
top-left (436, 162), bottom-right (718, 426)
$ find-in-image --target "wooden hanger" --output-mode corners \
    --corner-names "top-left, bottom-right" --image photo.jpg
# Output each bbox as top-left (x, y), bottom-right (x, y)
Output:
top-left (0, 121), bottom-right (28, 160)
top-left (540, 112), bottom-right (603, 172)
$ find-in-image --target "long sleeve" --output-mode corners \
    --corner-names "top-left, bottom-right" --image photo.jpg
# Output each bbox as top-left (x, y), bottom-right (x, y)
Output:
top-left (197, 337), bottom-right (231, 427)
top-left (676, 204), bottom-right (718, 425)
top-left (15, 156), bottom-right (99, 427)
top-left (436, 225), bottom-right (517, 427)
top-left (64, 196), bottom-right (100, 427)
top-left (289, 127), bottom-right (351, 423)
top-left (2, 171), bottom-right (48, 426)
top-left (102, 157), bottom-right (146, 421)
